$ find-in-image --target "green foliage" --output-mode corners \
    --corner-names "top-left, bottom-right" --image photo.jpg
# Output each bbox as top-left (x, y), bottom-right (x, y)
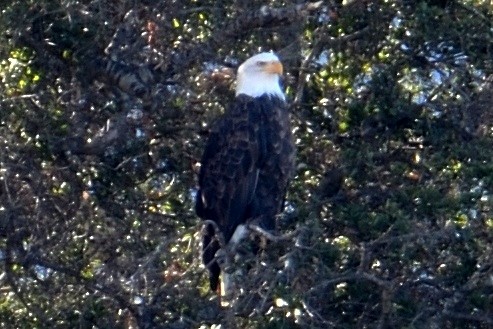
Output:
top-left (0, 48), bottom-right (40, 96)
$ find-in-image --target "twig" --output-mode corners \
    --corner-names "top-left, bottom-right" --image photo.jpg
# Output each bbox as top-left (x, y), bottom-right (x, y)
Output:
top-left (0, 94), bottom-right (37, 103)
top-left (443, 310), bottom-right (493, 325)
top-left (301, 300), bottom-right (335, 326)
top-left (366, 227), bottom-right (453, 248)
top-left (247, 223), bottom-right (298, 242)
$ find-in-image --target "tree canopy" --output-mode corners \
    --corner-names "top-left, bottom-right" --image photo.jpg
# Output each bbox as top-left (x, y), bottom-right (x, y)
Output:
top-left (1, 0), bottom-right (493, 328)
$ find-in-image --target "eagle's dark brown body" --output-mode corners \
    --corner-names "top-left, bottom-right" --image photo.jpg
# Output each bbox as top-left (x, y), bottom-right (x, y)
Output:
top-left (196, 94), bottom-right (295, 291)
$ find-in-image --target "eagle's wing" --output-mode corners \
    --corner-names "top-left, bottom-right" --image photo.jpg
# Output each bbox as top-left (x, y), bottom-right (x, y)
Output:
top-left (196, 96), bottom-right (260, 242)
top-left (196, 97), bottom-right (260, 291)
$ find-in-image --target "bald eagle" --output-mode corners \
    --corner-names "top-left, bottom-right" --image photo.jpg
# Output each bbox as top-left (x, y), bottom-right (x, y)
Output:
top-left (196, 52), bottom-right (295, 295)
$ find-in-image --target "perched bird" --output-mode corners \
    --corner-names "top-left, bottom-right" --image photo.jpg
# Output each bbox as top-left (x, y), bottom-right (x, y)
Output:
top-left (196, 52), bottom-right (295, 296)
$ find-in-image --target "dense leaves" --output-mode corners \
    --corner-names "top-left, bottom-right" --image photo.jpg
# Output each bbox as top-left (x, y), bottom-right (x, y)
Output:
top-left (1, 0), bottom-right (492, 328)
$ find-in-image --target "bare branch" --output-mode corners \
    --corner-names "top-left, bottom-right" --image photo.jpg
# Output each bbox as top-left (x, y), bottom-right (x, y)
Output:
top-left (443, 310), bottom-right (493, 325)
top-left (247, 223), bottom-right (298, 242)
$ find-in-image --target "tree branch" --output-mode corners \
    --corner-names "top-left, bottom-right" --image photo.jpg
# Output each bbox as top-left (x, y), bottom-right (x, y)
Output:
top-left (247, 223), bottom-right (298, 242)
top-left (219, 1), bottom-right (323, 38)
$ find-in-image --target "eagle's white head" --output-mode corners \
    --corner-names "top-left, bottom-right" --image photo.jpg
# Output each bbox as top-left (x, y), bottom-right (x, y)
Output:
top-left (235, 52), bottom-right (285, 100)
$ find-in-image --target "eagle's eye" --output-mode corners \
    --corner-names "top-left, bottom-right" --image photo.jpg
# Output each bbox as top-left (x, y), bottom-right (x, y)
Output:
top-left (256, 61), bottom-right (267, 66)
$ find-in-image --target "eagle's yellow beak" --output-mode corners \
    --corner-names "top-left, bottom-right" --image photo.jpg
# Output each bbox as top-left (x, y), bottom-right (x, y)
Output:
top-left (264, 60), bottom-right (283, 75)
